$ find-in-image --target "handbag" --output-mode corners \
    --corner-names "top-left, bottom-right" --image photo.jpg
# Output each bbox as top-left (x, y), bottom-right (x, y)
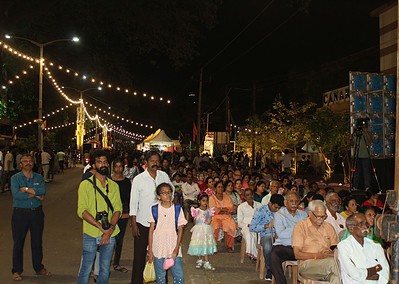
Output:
top-left (163, 257), bottom-right (175, 270)
top-left (143, 261), bottom-right (156, 283)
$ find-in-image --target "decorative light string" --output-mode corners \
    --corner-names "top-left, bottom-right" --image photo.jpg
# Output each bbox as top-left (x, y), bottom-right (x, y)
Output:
top-left (0, 41), bottom-right (171, 104)
top-left (45, 121), bottom-right (75, 130)
top-left (104, 122), bottom-right (145, 138)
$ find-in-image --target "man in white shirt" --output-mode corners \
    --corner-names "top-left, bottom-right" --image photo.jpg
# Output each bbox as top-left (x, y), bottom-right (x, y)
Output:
top-left (129, 151), bottom-right (174, 284)
top-left (261, 180), bottom-right (279, 205)
top-left (325, 192), bottom-right (346, 236)
top-left (181, 172), bottom-right (200, 220)
top-left (3, 150), bottom-right (15, 191)
top-left (237, 188), bottom-right (261, 260)
top-left (41, 149), bottom-right (52, 183)
top-left (338, 213), bottom-right (389, 283)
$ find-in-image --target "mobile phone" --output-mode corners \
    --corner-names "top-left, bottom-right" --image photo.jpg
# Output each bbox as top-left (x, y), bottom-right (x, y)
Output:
top-left (330, 245), bottom-right (337, 250)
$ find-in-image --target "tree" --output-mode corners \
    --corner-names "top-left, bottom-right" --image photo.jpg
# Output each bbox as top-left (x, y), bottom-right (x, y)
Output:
top-left (306, 107), bottom-right (350, 181)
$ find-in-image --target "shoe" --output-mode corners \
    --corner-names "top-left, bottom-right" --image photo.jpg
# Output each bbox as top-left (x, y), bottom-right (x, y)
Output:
top-left (36, 267), bottom-right (52, 276)
top-left (265, 271), bottom-right (272, 281)
top-left (12, 272), bottom-right (22, 281)
top-left (195, 259), bottom-right (204, 269)
top-left (203, 261), bottom-right (215, 270)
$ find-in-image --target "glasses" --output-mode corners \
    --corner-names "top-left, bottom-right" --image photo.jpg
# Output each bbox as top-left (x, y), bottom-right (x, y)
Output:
top-left (287, 199), bottom-right (300, 203)
top-left (159, 191), bottom-right (172, 195)
top-left (311, 211), bottom-right (327, 220)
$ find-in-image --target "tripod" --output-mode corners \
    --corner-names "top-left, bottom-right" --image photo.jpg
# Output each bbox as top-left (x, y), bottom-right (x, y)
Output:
top-left (350, 127), bottom-right (382, 192)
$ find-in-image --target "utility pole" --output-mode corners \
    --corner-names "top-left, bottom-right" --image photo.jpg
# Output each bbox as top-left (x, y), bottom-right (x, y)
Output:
top-left (225, 89), bottom-right (231, 153)
top-left (196, 68), bottom-right (203, 151)
top-left (251, 81), bottom-right (257, 167)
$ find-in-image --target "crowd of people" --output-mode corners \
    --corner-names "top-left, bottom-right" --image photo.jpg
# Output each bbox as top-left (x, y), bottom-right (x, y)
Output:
top-left (6, 147), bottom-right (392, 283)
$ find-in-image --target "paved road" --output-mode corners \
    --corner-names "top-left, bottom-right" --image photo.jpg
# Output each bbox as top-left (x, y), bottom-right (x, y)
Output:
top-left (0, 166), bottom-right (266, 284)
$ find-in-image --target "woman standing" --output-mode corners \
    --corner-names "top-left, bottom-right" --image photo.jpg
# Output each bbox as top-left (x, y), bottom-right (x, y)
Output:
top-left (112, 158), bottom-right (132, 273)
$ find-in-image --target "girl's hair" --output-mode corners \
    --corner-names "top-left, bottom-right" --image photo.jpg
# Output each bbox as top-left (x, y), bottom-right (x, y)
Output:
top-left (359, 205), bottom-right (381, 215)
top-left (223, 180), bottom-right (233, 189)
top-left (113, 157), bottom-right (124, 168)
top-left (205, 176), bottom-right (214, 184)
top-left (342, 196), bottom-right (356, 210)
top-left (234, 178), bottom-right (242, 184)
top-left (156, 183), bottom-right (172, 196)
top-left (256, 181), bottom-right (266, 188)
top-left (197, 193), bottom-right (209, 202)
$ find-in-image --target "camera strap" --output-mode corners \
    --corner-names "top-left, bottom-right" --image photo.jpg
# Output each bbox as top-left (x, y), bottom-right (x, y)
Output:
top-left (87, 177), bottom-right (114, 213)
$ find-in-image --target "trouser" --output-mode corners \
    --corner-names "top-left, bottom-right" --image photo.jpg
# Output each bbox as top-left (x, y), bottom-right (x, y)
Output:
top-left (270, 245), bottom-right (296, 284)
top-left (214, 228), bottom-right (234, 249)
top-left (113, 217), bottom-right (128, 266)
top-left (131, 223), bottom-right (150, 284)
top-left (12, 206), bottom-right (45, 274)
top-left (353, 157), bottom-right (371, 190)
top-left (153, 257), bottom-right (184, 284)
top-left (260, 235), bottom-right (273, 271)
top-left (42, 164), bottom-right (50, 181)
top-left (77, 234), bottom-right (115, 284)
top-left (299, 258), bottom-right (340, 284)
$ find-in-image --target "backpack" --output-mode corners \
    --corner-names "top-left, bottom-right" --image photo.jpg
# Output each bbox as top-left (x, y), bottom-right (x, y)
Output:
top-left (151, 203), bottom-right (181, 232)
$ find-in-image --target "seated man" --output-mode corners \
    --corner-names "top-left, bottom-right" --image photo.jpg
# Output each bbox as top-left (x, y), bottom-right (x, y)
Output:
top-left (237, 188), bottom-right (261, 260)
top-left (338, 213), bottom-right (389, 284)
top-left (250, 194), bottom-right (284, 281)
top-left (270, 192), bottom-right (307, 284)
top-left (261, 180), bottom-right (279, 206)
top-left (325, 192), bottom-right (346, 236)
top-left (292, 200), bottom-right (340, 284)
top-left (181, 172), bottom-right (200, 221)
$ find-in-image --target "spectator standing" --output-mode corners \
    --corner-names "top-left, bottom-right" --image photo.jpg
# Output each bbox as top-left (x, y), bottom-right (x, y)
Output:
top-left (129, 151), bottom-right (174, 284)
top-left (56, 150), bottom-right (66, 173)
top-left (11, 154), bottom-right (50, 281)
top-left (76, 150), bottom-right (122, 284)
top-left (41, 148), bottom-right (51, 183)
top-left (280, 150), bottom-right (292, 174)
top-left (3, 149), bottom-right (15, 190)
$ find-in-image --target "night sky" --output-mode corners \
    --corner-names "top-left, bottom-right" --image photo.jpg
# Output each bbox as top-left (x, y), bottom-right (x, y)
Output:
top-left (0, 0), bottom-right (386, 143)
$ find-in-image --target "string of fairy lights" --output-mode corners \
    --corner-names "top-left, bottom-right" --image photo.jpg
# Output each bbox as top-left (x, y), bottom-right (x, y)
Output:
top-left (0, 40), bottom-right (157, 141)
top-left (0, 40), bottom-right (172, 103)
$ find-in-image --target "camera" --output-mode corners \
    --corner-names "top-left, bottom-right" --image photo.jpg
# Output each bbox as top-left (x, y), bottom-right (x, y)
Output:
top-left (354, 117), bottom-right (368, 137)
top-left (96, 211), bottom-right (110, 230)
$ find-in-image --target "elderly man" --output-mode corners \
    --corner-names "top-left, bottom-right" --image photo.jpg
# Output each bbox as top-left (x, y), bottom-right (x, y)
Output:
top-left (292, 200), bottom-right (339, 284)
top-left (250, 194), bottom-right (284, 281)
top-left (11, 154), bottom-right (50, 281)
top-left (270, 192), bottom-right (307, 284)
top-left (325, 192), bottom-right (346, 236)
top-left (338, 213), bottom-right (389, 283)
top-left (237, 188), bottom-right (261, 260)
top-left (261, 180), bottom-right (279, 205)
top-left (130, 151), bottom-right (174, 284)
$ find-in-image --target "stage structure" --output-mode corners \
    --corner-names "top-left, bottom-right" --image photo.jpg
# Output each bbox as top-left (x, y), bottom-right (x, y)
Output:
top-left (349, 72), bottom-right (396, 158)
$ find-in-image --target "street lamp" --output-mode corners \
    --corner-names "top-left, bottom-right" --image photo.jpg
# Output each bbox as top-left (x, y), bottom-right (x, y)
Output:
top-left (4, 34), bottom-right (79, 151)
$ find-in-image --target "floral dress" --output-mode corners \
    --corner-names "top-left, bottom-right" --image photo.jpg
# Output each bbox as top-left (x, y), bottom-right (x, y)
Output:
top-left (187, 208), bottom-right (217, 256)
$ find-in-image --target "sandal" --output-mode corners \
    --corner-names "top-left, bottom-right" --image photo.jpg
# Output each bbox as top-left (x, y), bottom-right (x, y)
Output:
top-left (113, 265), bottom-right (128, 273)
top-left (36, 267), bottom-right (52, 276)
top-left (12, 272), bottom-right (22, 281)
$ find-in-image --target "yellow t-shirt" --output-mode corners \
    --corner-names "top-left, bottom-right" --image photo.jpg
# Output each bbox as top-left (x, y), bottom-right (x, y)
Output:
top-left (77, 176), bottom-right (122, 237)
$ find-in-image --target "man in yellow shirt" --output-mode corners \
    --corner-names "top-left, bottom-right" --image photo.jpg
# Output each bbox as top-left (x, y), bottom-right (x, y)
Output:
top-left (77, 149), bottom-right (122, 284)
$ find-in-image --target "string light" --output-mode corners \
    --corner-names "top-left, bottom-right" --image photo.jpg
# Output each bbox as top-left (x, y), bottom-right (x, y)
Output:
top-left (46, 122), bottom-right (75, 130)
top-left (1, 40), bottom-right (172, 104)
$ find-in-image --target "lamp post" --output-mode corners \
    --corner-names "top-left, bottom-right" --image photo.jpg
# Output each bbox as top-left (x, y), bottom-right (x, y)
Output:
top-left (5, 35), bottom-right (79, 151)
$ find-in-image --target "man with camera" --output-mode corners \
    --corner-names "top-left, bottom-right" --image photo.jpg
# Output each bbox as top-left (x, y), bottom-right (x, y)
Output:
top-left (77, 149), bottom-right (122, 284)
top-left (352, 118), bottom-right (373, 191)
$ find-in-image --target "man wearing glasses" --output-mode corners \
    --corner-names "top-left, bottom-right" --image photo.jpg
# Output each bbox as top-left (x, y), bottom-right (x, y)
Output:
top-left (338, 213), bottom-right (389, 283)
top-left (292, 200), bottom-right (339, 283)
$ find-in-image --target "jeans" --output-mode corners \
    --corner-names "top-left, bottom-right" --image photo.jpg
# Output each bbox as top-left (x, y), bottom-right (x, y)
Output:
top-left (77, 234), bottom-right (115, 284)
top-left (260, 235), bottom-right (273, 271)
top-left (153, 257), bottom-right (184, 284)
top-left (12, 207), bottom-right (45, 273)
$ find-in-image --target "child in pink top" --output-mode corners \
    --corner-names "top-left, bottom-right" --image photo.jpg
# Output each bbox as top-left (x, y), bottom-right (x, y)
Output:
top-left (148, 183), bottom-right (187, 284)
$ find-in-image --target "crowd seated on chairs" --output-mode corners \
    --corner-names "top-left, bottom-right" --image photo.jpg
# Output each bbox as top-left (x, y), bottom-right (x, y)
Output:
top-left (153, 151), bottom-right (390, 283)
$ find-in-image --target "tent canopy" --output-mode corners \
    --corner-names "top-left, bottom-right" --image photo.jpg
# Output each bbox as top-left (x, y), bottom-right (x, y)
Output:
top-left (144, 129), bottom-right (173, 145)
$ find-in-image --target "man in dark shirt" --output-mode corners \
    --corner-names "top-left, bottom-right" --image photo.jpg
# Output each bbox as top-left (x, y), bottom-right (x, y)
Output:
top-left (10, 153), bottom-right (51, 281)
